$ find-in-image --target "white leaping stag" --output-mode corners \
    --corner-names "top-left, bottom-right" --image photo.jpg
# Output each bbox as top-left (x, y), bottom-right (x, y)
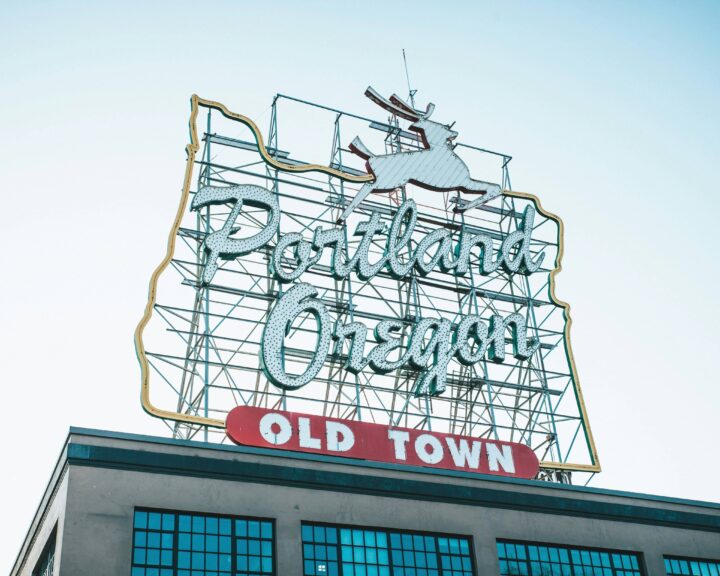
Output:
top-left (338, 87), bottom-right (502, 223)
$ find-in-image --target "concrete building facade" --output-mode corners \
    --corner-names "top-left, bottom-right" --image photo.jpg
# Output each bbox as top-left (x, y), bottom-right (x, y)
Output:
top-left (11, 428), bottom-right (719, 576)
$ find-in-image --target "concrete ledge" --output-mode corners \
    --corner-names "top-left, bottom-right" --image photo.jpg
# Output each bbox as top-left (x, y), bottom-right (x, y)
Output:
top-left (67, 442), bottom-right (720, 533)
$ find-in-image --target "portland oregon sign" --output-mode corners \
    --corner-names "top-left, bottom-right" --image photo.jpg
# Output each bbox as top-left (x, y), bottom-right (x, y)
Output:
top-left (135, 87), bottom-right (600, 480)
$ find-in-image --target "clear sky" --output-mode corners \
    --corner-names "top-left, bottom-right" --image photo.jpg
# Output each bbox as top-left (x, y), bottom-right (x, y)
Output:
top-left (1, 1), bottom-right (718, 572)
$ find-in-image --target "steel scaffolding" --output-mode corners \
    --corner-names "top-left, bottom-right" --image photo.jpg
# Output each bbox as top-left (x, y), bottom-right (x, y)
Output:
top-left (137, 92), bottom-right (599, 483)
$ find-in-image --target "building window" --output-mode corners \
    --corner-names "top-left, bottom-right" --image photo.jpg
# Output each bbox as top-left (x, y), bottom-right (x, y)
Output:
top-left (664, 556), bottom-right (720, 576)
top-left (131, 508), bottom-right (274, 576)
top-left (33, 527), bottom-right (56, 576)
top-left (496, 540), bottom-right (643, 576)
top-left (301, 522), bottom-right (474, 576)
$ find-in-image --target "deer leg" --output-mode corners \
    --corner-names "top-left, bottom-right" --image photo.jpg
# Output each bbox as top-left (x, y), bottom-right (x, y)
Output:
top-left (454, 181), bottom-right (503, 212)
top-left (338, 182), bottom-right (377, 223)
top-left (349, 137), bottom-right (373, 159)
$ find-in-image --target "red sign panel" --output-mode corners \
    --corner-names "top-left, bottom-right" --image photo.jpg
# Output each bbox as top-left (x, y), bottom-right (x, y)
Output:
top-left (226, 406), bottom-right (539, 479)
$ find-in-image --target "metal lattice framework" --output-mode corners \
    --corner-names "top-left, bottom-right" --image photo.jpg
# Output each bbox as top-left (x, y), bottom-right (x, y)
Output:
top-left (136, 92), bottom-right (599, 481)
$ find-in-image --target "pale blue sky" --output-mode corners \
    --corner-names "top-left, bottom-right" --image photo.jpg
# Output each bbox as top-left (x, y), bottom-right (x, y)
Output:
top-left (1, 1), bottom-right (718, 572)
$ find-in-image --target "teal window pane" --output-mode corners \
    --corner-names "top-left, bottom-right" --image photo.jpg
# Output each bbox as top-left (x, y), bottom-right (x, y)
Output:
top-left (135, 511), bottom-right (148, 530)
top-left (236, 520), bottom-right (248, 537)
top-left (147, 513), bottom-right (161, 531)
top-left (219, 518), bottom-right (231, 535)
top-left (179, 534), bottom-right (191, 550)
top-left (192, 534), bottom-right (204, 551)
top-left (302, 523), bottom-right (471, 576)
top-left (134, 549), bottom-right (147, 564)
top-left (147, 532), bottom-right (160, 548)
top-left (162, 514), bottom-right (174, 531)
top-left (219, 553), bottom-right (231, 570)
top-left (249, 521), bottom-right (261, 538)
top-left (147, 549), bottom-right (161, 565)
top-left (178, 551), bottom-right (190, 568)
top-left (132, 509), bottom-right (274, 576)
top-left (161, 550), bottom-right (172, 566)
top-left (665, 557), bottom-right (720, 576)
top-left (302, 525), bottom-right (314, 542)
top-left (498, 541), bottom-right (643, 576)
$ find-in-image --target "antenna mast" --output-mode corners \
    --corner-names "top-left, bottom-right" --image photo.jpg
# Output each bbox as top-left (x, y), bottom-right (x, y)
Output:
top-left (402, 49), bottom-right (417, 108)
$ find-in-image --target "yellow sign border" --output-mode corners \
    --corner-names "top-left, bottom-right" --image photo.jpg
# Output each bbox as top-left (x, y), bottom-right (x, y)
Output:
top-left (134, 95), bottom-right (601, 473)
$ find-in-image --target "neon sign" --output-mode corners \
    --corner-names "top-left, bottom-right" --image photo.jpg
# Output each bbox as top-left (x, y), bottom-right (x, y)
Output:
top-left (226, 406), bottom-right (540, 478)
top-left (192, 183), bottom-right (544, 395)
top-left (135, 88), bottom-right (601, 475)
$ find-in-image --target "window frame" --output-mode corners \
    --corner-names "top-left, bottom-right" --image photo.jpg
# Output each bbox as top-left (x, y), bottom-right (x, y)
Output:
top-left (664, 555), bottom-right (720, 576)
top-left (130, 506), bottom-right (276, 576)
top-left (32, 525), bottom-right (57, 576)
top-left (496, 538), bottom-right (647, 576)
top-left (301, 519), bottom-right (477, 576)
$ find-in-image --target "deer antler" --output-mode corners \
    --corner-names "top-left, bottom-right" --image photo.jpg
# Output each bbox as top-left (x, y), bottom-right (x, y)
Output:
top-left (389, 94), bottom-right (415, 114)
top-left (390, 94), bottom-right (435, 119)
top-left (365, 87), bottom-right (419, 121)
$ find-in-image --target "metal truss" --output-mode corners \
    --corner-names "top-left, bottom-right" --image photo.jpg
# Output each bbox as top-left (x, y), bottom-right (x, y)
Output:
top-left (140, 93), bottom-right (598, 482)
